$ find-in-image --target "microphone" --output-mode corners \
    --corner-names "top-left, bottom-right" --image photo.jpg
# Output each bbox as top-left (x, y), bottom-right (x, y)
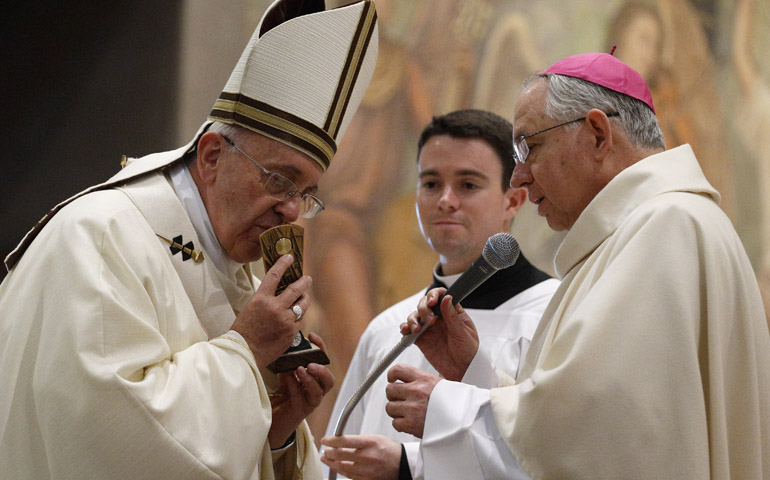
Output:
top-left (430, 232), bottom-right (521, 316)
top-left (327, 233), bottom-right (520, 479)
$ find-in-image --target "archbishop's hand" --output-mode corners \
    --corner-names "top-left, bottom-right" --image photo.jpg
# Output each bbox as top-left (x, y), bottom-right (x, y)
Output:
top-left (320, 434), bottom-right (402, 480)
top-left (268, 332), bottom-right (334, 449)
top-left (400, 287), bottom-right (479, 381)
top-left (231, 254), bottom-right (312, 370)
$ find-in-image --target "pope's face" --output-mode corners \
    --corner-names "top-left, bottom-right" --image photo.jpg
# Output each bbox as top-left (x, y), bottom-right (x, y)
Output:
top-left (416, 135), bottom-right (520, 275)
top-left (200, 132), bottom-right (323, 264)
top-left (509, 81), bottom-right (599, 231)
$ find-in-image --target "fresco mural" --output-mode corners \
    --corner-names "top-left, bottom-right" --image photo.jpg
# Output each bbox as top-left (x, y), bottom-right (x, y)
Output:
top-left (295, 0), bottom-right (770, 440)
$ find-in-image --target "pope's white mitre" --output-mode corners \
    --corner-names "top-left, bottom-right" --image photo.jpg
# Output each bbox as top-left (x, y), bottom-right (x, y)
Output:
top-left (209, 0), bottom-right (378, 171)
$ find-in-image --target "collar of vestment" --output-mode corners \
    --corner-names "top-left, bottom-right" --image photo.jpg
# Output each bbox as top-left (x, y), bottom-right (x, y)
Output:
top-left (429, 253), bottom-right (551, 310)
top-left (520, 145), bottom-right (719, 381)
top-left (166, 162), bottom-right (254, 316)
top-left (555, 144), bottom-right (718, 278)
top-left (117, 170), bottom-right (252, 338)
top-left (168, 161), bottom-right (242, 279)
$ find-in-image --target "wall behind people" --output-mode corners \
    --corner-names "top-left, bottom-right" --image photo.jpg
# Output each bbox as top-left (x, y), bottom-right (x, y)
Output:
top-left (2, 0), bottom-right (768, 444)
top-left (0, 1), bottom-right (182, 283)
top-left (0, 0), bottom-right (272, 284)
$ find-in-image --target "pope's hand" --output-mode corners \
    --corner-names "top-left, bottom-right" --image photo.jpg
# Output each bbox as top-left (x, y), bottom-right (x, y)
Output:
top-left (268, 333), bottom-right (334, 448)
top-left (231, 254), bottom-right (312, 370)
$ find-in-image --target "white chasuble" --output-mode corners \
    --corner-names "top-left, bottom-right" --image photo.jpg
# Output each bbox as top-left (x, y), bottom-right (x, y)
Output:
top-left (0, 168), bottom-right (321, 479)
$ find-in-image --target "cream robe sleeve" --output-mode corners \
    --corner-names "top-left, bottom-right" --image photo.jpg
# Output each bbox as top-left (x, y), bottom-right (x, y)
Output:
top-left (418, 346), bottom-right (530, 479)
top-left (1, 191), bottom-right (320, 479)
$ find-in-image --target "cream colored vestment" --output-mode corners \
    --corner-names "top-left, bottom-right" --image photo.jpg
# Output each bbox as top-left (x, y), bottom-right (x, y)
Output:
top-left (0, 159), bottom-right (321, 479)
top-left (489, 145), bottom-right (770, 479)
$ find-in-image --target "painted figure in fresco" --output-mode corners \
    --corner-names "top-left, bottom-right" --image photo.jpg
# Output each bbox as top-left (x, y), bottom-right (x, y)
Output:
top-left (608, 0), bottom-right (735, 219)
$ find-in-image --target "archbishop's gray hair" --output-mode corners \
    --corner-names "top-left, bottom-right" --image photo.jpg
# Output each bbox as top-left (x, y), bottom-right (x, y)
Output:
top-left (523, 74), bottom-right (666, 150)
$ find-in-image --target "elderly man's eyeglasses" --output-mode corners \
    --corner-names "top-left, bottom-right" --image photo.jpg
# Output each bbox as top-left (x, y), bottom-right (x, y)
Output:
top-left (220, 134), bottom-right (325, 218)
top-left (513, 112), bottom-right (620, 166)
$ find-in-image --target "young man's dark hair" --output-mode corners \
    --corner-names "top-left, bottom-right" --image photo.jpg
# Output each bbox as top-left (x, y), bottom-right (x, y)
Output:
top-left (417, 109), bottom-right (514, 189)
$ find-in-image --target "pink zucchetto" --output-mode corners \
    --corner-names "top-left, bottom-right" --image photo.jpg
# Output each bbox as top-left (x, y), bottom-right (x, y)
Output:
top-left (544, 52), bottom-right (655, 113)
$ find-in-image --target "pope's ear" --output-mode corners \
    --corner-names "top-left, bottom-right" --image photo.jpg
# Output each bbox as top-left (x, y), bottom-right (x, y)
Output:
top-left (195, 132), bottom-right (227, 184)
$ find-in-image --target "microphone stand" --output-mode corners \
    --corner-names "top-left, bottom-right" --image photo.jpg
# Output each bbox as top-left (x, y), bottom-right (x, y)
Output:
top-left (328, 328), bottom-right (425, 480)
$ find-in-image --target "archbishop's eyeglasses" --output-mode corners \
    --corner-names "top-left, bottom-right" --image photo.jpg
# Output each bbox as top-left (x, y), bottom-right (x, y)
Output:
top-left (513, 111), bottom-right (620, 166)
top-left (220, 134), bottom-right (325, 218)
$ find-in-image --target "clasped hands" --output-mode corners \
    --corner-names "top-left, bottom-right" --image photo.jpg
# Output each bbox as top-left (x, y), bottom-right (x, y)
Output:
top-left (231, 254), bottom-right (334, 449)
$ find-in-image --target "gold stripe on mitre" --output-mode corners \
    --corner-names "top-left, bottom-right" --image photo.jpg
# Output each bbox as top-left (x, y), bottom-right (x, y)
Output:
top-left (324, 1), bottom-right (377, 139)
top-left (210, 94), bottom-right (336, 170)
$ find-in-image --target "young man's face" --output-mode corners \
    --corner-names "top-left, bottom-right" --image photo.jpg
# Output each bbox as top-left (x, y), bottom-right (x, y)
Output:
top-left (198, 132), bottom-right (323, 264)
top-left (416, 134), bottom-right (523, 275)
